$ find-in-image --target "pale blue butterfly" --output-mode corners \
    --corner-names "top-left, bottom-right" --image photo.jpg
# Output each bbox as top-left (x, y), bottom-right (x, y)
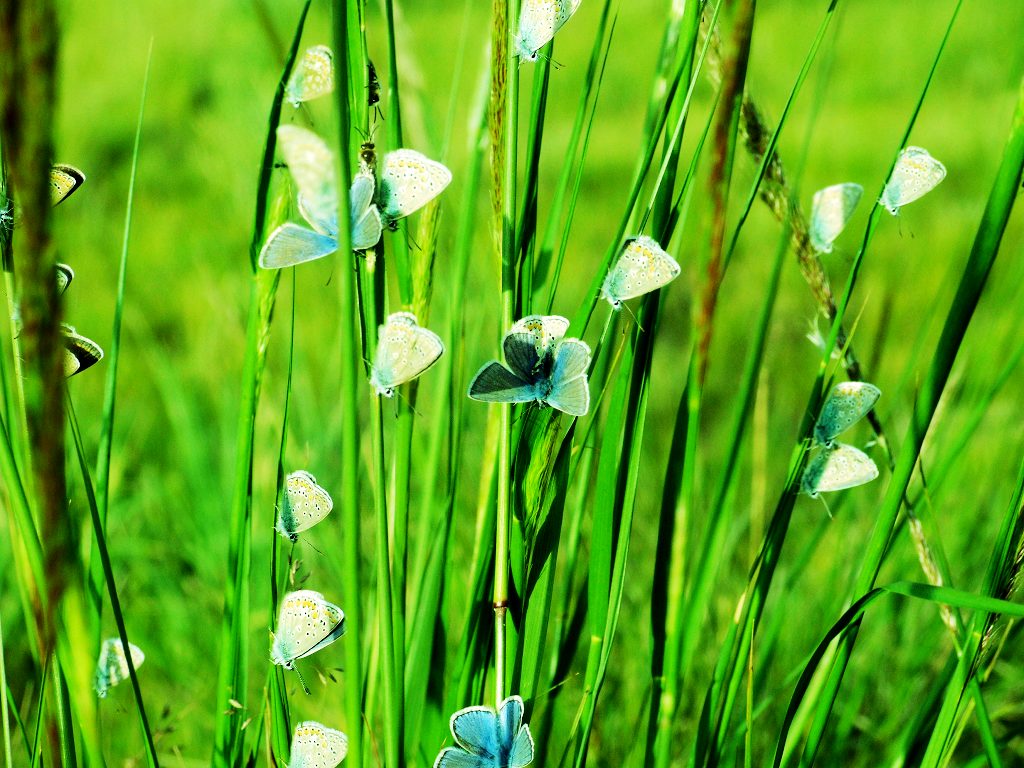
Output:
top-left (468, 315), bottom-right (591, 417)
top-left (62, 324), bottom-right (104, 377)
top-left (378, 149), bottom-right (452, 230)
top-left (285, 45), bottom-right (334, 108)
top-left (369, 312), bottom-right (445, 397)
top-left (601, 235), bottom-right (680, 309)
top-left (94, 637), bottom-right (145, 698)
top-left (259, 126), bottom-right (381, 268)
top-left (801, 442), bottom-right (879, 499)
top-left (813, 381), bottom-right (880, 447)
top-left (276, 470), bottom-right (333, 542)
top-left (809, 183), bottom-right (863, 253)
top-left (271, 589), bottom-right (346, 670)
top-left (289, 721), bottom-right (349, 768)
top-left (434, 695), bottom-right (535, 768)
top-left (879, 146), bottom-right (946, 216)
top-left (515, 0), bottom-right (582, 61)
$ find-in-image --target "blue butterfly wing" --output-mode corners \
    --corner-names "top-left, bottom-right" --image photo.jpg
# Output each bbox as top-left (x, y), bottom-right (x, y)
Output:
top-left (544, 340), bottom-right (591, 416)
top-left (497, 696), bottom-right (533, 767)
top-left (434, 747), bottom-right (487, 768)
top-left (468, 362), bottom-right (537, 404)
top-left (258, 223), bottom-right (338, 269)
top-left (508, 726), bottom-right (535, 768)
top-left (450, 706), bottom-right (499, 759)
top-left (502, 332), bottom-right (540, 381)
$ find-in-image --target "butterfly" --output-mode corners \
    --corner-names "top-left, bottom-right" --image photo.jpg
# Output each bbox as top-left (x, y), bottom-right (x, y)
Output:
top-left (56, 263), bottom-right (74, 295)
top-left (94, 637), bottom-right (145, 698)
top-left (468, 316), bottom-right (591, 417)
top-left (809, 182), bottom-right (863, 253)
top-left (813, 381), bottom-right (881, 447)
top-left (276, 470), bottom-right (334, 542)
top-left (601, 235), bottom-right (680, 309)
top-left (514, 0), bottom-right (583, 61)
top-left (369, 312), bottom-right (445, 397)
top-left (258, 126), bottom-right (381, 268)
top-left (434, 695), bottom-right (535, 768)
top-left (800, 442), bottom-right (879, 499)
top-left (271, 590), bottom-right (346, 670)
top-left (378, 149), bottom-right (452, 229)
top-left (878, 146), bottom-right (946, 216)
top-left (62, 324), bottom-right (104, 377)
top-left (286, 45), bottom-right (334, 107)
top-left (289, 721), bottom-right (349, 768)
top-left (50, 164), bottom-right (86, 206)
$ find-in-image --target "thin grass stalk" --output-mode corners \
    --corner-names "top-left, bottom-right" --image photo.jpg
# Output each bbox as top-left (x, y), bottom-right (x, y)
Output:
top-left (66, 396), bottom-right (158, 766)
top-left (800, 69), bottom-right (1024, 768)
top-left (544, 8), bottom-right (617, 313)
top-left (492, 0), bottom-right (519, 708)
top-left (266, 270), bottom-right (297, 764)
top-left (88, 40), bottom-right (151, 637)
top-left (212, 4), bottom-right (307, 762)
top-left (331, 2), bottom-right (367, 764)
top-left (0, 607), bottom-right (11, 768)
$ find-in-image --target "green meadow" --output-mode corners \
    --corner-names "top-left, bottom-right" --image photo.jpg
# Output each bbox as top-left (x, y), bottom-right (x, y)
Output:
top-left (3, 0), bottom-right (1024, 765)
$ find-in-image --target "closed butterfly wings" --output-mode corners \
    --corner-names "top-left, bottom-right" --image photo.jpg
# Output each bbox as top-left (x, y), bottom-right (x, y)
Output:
top-left (276, 470), bottom-right (334, 542)
top-left (94, 638), bottom-right (145, 698)
top-left (290, 721), bottom-right (349, 768)
top-left (62, 324), bottom-right (104, 377)
top-left (369, 312), bottom-right (445, 396)
top-left (515, 0), bottom-right (583, 60)
top-left (801, 443), bottom-right (879, 498)
top-left (879, 146), bottom-right (946, 215)
top-left (271, 590), bottom-right (346, 669)
top-left (601, 235), bottom-right (680, 309)
top-left (378, 149), bottom-right (452, 227)
top-left (810, 183), bottom-right (863, 253)
top-left (286, 45), bottom-right (334, 107)
top-left (813, 381), bottom-right (881, 447)
top-left (435, 696), bottom-right (535, 768)
top-left (50, 164), bottom-right (86, 205)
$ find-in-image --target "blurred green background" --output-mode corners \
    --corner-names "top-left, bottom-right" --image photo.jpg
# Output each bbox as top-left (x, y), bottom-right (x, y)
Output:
top-left (20, 0), bottom-right (1024, 762)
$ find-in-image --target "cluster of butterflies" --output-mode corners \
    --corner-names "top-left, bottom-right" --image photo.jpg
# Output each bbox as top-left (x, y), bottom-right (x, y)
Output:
top-left (93, 636), bottom-right (145, 698)
top-left (34, 165), bottom-right (106, 377)
top-left (800, 381), bottom-right (882, 501)
top-left (809, 146), bottom-right (946, 254)
top-left (260, 44), bottom-right (451, 270)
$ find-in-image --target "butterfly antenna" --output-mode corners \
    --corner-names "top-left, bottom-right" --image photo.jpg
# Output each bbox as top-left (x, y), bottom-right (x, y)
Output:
top-left (621, 301), bottom-right (644, 333)
top-left (817, 496), bottom-right (834, 519)
top-left (293, 664), bottom-right (311, 695)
